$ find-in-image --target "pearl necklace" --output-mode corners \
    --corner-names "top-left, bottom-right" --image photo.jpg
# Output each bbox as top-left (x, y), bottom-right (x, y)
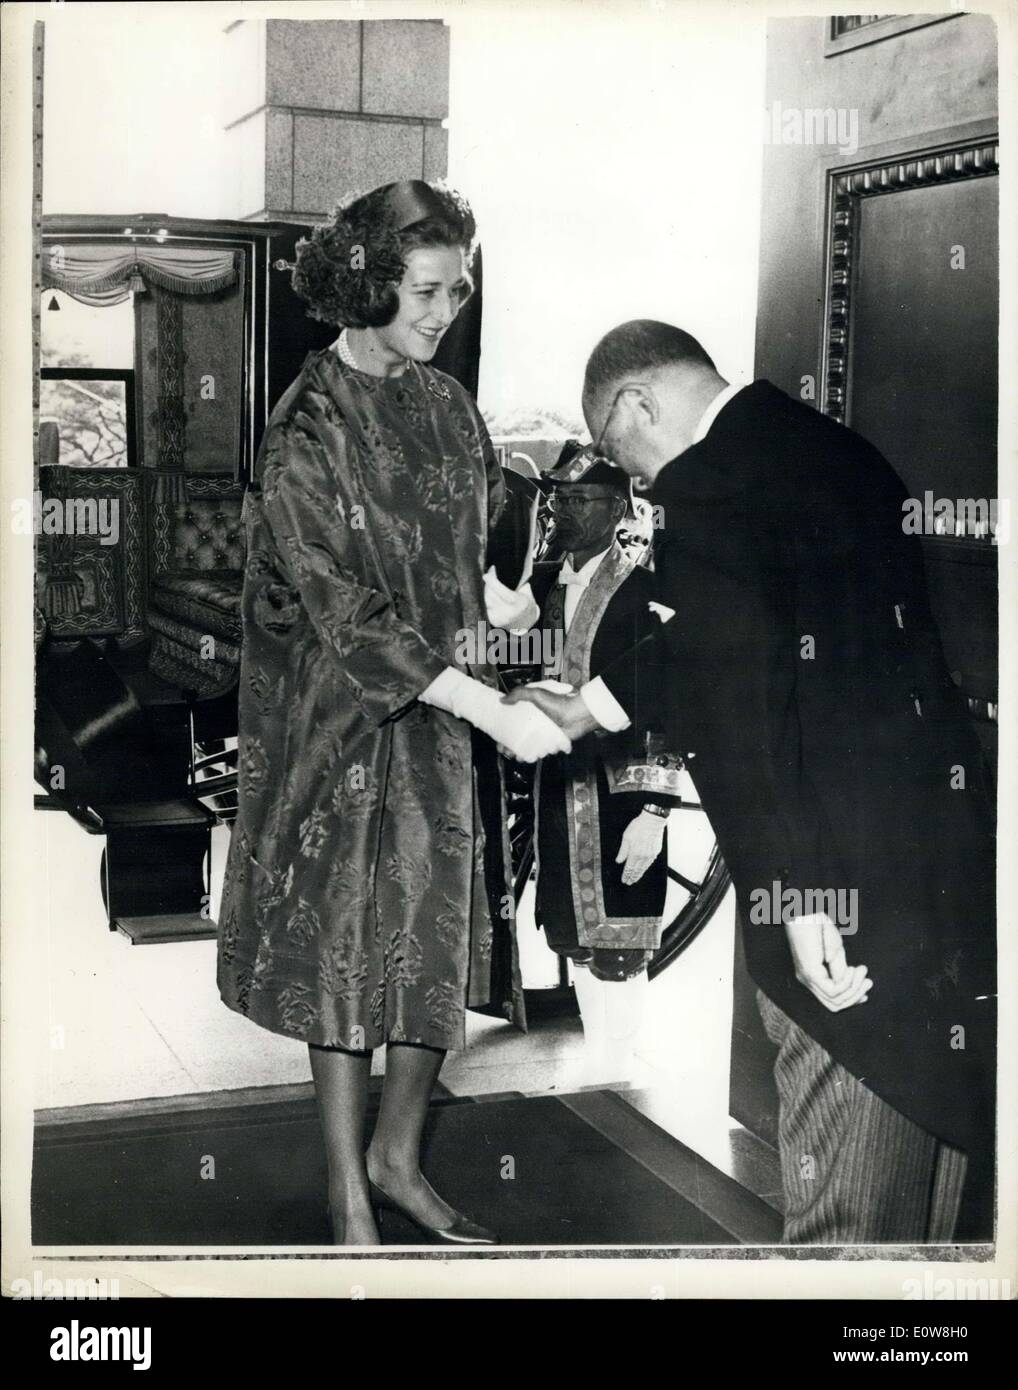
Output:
top-left (335, 328), bottom-right (450, 400)
top-left (337, 328), bottom-right (409, 377)
top-left (336, 328), bottom-right (359, 370)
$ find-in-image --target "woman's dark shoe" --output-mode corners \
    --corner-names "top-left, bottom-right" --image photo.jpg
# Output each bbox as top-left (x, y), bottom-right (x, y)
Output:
top-left (368, 1180), bottom-right (497, 1245)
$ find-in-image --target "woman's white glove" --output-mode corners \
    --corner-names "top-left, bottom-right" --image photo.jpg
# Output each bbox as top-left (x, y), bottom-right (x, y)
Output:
top-left (615, 809), bottom-right (668, 885)
top-left (483, 566), bottom-right (540, 633)
top-left (420, 667), bottom-right (571, 762)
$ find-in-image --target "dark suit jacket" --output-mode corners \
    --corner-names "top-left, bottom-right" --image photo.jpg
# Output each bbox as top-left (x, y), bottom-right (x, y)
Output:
top-left (600, 381), bottom-right (996, 1156)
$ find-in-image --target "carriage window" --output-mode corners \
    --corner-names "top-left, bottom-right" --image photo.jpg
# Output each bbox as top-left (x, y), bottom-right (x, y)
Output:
top-left (40, 290), bottom-right (136, 467)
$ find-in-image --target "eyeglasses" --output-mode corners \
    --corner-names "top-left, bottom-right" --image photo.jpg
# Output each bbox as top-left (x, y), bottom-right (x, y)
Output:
top-left (592, 384), bottom-right (640, 457)
top-left (547, 490), bottom-right (620, 513)
top-left (590, 384), bottom-right (656, 493)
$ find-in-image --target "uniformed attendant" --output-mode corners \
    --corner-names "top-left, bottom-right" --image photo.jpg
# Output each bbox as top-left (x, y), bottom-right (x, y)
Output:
top-left (528, 444), bottom-right (687, 1084)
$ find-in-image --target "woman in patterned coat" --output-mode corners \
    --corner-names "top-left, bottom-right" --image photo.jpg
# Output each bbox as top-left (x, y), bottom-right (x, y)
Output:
top-left (216, 180), bottom-right (568, 1245)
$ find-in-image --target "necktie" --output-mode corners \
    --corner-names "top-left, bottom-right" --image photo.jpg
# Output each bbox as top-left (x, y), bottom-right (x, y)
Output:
top-left (558, 561), bottom-right (589, 589)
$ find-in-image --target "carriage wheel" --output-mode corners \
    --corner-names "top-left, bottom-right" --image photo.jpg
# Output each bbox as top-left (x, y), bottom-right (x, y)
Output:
top-left (506, 759), bottom-right (731, 1019)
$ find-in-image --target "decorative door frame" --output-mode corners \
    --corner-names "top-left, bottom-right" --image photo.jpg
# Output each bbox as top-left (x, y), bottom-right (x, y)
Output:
top-left (818, 132), bottom-right (1000, 728)
top-left (820, 134), bottom-right (999, 425)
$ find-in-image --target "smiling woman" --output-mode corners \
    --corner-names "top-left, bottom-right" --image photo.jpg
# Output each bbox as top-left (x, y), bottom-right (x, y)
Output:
top-left (342, 242), bottom-right (473, 375)
top-left (217, 177), bottom-right (568, 1247)
top-left (291, 181), bottom-right (475, 336)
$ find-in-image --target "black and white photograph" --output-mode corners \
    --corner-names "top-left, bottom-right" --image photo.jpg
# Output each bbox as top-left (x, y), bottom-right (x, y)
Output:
top-left (1, 0), bottom-right (1015, 1320)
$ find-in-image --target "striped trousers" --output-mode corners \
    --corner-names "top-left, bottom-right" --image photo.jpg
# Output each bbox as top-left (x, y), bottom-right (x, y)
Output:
top-left (757, 991), bottom-right (968, 1244)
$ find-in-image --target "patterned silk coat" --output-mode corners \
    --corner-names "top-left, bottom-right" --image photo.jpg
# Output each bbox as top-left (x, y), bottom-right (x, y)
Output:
top-left (217, 347), bottom-right (524, 1052)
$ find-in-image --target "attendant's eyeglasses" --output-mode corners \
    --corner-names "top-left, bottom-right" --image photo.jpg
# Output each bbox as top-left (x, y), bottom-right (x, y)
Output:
top-left (547, 490), bottom-right (620, 514)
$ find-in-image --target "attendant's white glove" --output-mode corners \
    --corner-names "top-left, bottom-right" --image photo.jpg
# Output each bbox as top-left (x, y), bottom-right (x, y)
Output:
top-left (483, 566), bottom-right (540, 633)
top-left (420, 667), bottom-right (571, 762)
top-left (615, 809), bottom-right (667, 885)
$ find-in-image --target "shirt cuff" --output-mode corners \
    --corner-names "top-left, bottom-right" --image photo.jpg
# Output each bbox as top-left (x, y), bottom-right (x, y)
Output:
top-left (580, 677), bottom-right (631, 732)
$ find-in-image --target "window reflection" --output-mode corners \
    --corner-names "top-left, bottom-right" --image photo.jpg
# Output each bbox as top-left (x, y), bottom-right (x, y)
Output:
top-left (39, 376), bottom-right (130, 468)
top-left (40, 290), bottom-right (135, 467)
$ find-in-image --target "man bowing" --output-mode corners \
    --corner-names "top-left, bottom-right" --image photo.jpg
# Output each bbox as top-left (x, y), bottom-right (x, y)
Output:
top-left (508, 320), bottom-right (996, 1244)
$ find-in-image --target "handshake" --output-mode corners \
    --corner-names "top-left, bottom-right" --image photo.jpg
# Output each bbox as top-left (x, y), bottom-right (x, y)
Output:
top-left (496, 679), bottom-right (604, 761)
top-left (420, 671), bottom-right (600, 763)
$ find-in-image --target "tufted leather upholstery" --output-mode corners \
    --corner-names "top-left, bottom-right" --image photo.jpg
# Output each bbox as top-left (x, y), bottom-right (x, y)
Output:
top-left (168, 500), bottom-right (244, 571)
top-left (147, 476), bottom-right (246, 698)
top-left (150, 483), bottom-right (246, 575)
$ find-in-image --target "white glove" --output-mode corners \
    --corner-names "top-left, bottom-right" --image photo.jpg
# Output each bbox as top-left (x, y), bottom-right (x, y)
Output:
top-left (420, 667), bottom-right (571, 762)
top-left (615, 809), bottom-right (667, 885)
top-left (483, 566), bottom-right (540, 633)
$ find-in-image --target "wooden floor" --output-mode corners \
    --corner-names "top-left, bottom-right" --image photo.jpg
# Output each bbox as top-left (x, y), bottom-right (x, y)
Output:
top-left (32, 1081), bottom-right (782, 1248)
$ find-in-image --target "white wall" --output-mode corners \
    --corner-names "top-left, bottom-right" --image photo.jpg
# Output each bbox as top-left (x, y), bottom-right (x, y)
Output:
top-left (42, 5), bottom-right (237, 220)
top-left (43, 2), bottom-right (766, 426)
top-left (448, 2), bottom-right (766, 423)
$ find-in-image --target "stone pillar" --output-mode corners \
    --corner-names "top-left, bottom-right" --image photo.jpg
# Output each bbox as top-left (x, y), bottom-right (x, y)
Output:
top-left (223, 17), bottom-right (449, 221)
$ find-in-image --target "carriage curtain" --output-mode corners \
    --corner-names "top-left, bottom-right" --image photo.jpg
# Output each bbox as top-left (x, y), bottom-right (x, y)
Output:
top-left (134, 261), bottom-right (246, 500)
top-left (43, 244), bottom-right (243, 504)
top-left (42, 245), bottom-right (239, 307)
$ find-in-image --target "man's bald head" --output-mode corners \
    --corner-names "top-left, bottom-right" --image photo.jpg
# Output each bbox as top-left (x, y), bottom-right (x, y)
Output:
top-left (582, 320), bottom-right (716, 419)
top-left (582, 320), bottom-right (727, 485)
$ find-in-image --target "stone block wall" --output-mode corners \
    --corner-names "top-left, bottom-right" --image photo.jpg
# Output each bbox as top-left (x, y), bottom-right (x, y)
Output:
top-left (223, 17), bottom-right (449, 221)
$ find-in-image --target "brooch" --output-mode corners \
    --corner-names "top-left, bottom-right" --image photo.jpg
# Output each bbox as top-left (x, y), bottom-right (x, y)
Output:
top-left (425, 376), bottom-right (452, 402)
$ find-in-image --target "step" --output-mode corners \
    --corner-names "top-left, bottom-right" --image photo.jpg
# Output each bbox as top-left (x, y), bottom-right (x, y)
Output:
top-left (96, 798), bottom-right (212, 829)
top-left (560, 1088), bottom-right (784, 1244)
top-left (115, 913), bottom-right (218, 945)
top-left (618, 1085), bottom-right (785, 1214)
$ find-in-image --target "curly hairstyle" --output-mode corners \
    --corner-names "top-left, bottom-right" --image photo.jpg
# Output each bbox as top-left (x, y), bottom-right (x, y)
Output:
top-left (291, 181), bottom-right (477, 329)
